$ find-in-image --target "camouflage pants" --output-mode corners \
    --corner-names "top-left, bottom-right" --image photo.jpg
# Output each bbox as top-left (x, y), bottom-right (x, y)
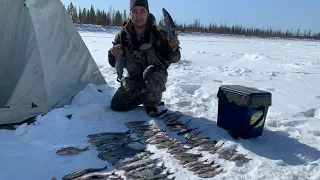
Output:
top-left (111, 64), bottom-right (168, 111)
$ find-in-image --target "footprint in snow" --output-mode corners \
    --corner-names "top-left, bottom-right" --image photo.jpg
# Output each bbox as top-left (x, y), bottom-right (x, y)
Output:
top-left (293, 108), bottom-right (320, 119)
top-left (308, 131), bottom-right (320, 137)
top-left (213, 79), bottom-right (223, 83)
top-left (267, 88), bottom-right (276, 91)
top-left (180, 84), bottom-right (201, 95)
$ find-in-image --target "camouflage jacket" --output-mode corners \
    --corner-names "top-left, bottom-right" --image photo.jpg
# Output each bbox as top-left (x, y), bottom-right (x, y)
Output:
top-left (108, 13), bottom-right (181, 80)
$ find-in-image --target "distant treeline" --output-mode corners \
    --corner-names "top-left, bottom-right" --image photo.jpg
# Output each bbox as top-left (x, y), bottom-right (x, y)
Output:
top-left (66, 2), bottom-right (320, 40)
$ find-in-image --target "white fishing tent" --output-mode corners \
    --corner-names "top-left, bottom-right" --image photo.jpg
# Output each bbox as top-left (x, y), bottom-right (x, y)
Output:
top-left (0, 0), bottom-right (106, 125)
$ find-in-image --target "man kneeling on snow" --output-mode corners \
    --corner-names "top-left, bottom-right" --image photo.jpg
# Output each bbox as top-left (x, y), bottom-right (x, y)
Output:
top-left (108, 0), bottom-right (181, 117)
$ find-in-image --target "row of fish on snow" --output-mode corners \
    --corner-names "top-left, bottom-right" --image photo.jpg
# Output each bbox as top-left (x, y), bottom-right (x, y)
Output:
top-left (55, 111), bottom-right (252, 180)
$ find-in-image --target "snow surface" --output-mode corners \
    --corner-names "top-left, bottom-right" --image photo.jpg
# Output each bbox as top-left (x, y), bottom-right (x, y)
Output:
top-left (1, 24), bottom-right (320, 180)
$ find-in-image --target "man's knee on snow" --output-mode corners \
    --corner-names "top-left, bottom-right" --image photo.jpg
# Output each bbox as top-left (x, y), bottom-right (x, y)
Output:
top-left (110, 87), bottom-right (142, 111)
top-left (143, 64), bottom-right (168, 92)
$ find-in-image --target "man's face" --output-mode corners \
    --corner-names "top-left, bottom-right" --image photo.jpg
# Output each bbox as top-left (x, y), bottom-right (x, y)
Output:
top-left (130, 6), bottom-right (149, 28)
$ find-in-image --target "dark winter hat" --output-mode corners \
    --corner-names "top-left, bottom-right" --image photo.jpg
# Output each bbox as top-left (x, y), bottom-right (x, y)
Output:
top-left (130, 0), bottom-right (149, 12)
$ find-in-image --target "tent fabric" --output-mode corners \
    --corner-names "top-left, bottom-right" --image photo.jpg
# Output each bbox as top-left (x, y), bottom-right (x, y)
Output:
top-left (0, 0), bottom-right (106, 125)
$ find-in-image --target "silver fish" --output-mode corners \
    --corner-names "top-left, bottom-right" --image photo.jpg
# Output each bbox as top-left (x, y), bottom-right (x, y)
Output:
top-left (179, 157), bottom-right (201, 165)
top-left (195, 165), bottom-right (221, 175)
top-left (198, 143), bottom-right (218, 151)
top-left (125, 121), bottom-right (147, 126)
top-left (97, 139), bottom-right (143, 150)
top-left (98, 148), bottom-right (143, 160)
top-left (120, 158), bottom-right (159, 172)
top-left (56, 146), bottom-right (89, 155)
top-left (87, 131), bottom-right (130, 139)
top-left (146, 134), bottom-right (168, 143)
top-left (192, 139), bottom-right (217, 147)
top-left (185, 132), bottom-right (202, 140)
top-left (166, 119), bottom-right (192, 127)
top-left (162, 8), bottom-right (176, 40)
top-left (62, 165), bottom-right (108, 180)
top-left (177, 127), bottom-right (199, 135)
top-left (197, 169), bottom-right (224, 178)
top-left (88, 135), bottom-right (130, 144)
top-left (219, 149), bottom-right (238, 160)
top-left (73, 172), bottom-right (119, 180)
top-left (156, 140), bottom-right (182, 149)
top-left (183, 160), bottom-right (207, 168)
top-left (174, 153), bottom-right (202, 160)
top-left (186, 137), bottom-right (210, 144)
top-left (229, 154), bottom-right (252, 163)
top-left (113, 151), bottom-right (154, 167)
top-left (209, 143), bottom-right (225, 154)
top-left (149, 138), bottom-right (172, 145)
top-left (89, 136), bottom-right (132, 147)
top-left (169, 125), bottom-right (186, 131)
top-left (187, 161), bottom-right (215, 172)
top-left (167, 146), bottom-right (192, 154)
top-left (164, 114), bottom-right (184, 124)
top-left (124, 163), bottom-right (167, 179)
top-left (159, 111), bottom-right (180, 119)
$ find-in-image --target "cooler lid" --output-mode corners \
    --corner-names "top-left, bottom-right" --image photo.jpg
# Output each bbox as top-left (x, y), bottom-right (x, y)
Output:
top-left (217, 85), bottom-right (272, 107)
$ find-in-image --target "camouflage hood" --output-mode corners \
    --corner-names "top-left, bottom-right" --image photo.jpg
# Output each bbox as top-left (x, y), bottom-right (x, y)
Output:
top-left (122, 13), bottom-right (158, 33)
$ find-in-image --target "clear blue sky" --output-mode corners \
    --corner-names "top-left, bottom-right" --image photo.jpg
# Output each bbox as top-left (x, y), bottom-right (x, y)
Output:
top-left (60, 0), bottom-right (320, 32)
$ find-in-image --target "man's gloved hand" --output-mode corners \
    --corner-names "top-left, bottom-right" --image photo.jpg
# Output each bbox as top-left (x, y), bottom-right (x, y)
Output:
top-left (111, 44), bottom-right (123, 56)
top-left (167, 34), bottom-right (180, 51)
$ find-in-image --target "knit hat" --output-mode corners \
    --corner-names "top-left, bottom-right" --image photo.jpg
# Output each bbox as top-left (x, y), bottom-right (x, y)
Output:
top-left (130, 0), bottom-right (149, 12)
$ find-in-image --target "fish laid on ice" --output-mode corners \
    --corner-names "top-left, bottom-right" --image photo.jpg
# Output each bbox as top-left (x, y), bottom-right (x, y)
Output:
top-left (174, 153), bottom-right (202, 160)
top-left (113, 151), bottom-right (154, 167)
top-left (87, 131), bottom-right (130, 139)
top-left (186, 136), bottom-right (210, 144)
top-left (124, 163), bottom-right (168, 179)
top-left (179, 157), bottom-right (201, 165)
top-left (198, 143), bottom-right (218, 151)
top-left (187, 161), bottom-right (215, 172)
top-left (195, 165), bottom-right (221, 175)
top-left (149, 138), bottom-right (172, 145)
top-left (197, 169), bottom-right (224, 178)
top-left (183, 159), bottom-right (208, 168)
top-left (73, 172), bottom-right (120, 180)
top-left (169, 125), bottom-right (187, 131)
top-left (125, 121), bottom-right (147, 127)
top-left (166, 119), bottom-right (192, 127)
top-left (177, 127), bottom-right (199, 135)
top-left (192, 139), bottom-right (218, 147)
top-left (62, 165), bottom-right (108, 180)
top-left (90, 136), bottom-right (133, 147)
top-left (98, 147), bottom-right (143, 160)
top-left (120, 157), bottom-right (159, 172)
top-left (209, 143), bottom-right (225, 154)
top-left (146, 134), bottom-right (168, 143)
top-left (56, 146), bottom-right (89, 155)
top-left (88, 135), bottom-right (130, 144)
top-left (229, 154), bottom-right (252, 163)
top-left (219, 149), bottom-right (238, 160)
top-left (167, 146), bottom-right (192, 154)
top-left (185, 132), bottom-right (201, 140)
top-left (156, 140), bottom-right (182, 149)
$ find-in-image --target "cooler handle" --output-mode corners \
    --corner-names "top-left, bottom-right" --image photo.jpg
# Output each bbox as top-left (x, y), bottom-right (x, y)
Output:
top-left (228, 106), bottom-right (265, 139)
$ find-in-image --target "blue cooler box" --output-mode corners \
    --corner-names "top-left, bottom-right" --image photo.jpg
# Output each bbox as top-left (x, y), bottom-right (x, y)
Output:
top-left (217, 85), bottom-right (272, 139)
